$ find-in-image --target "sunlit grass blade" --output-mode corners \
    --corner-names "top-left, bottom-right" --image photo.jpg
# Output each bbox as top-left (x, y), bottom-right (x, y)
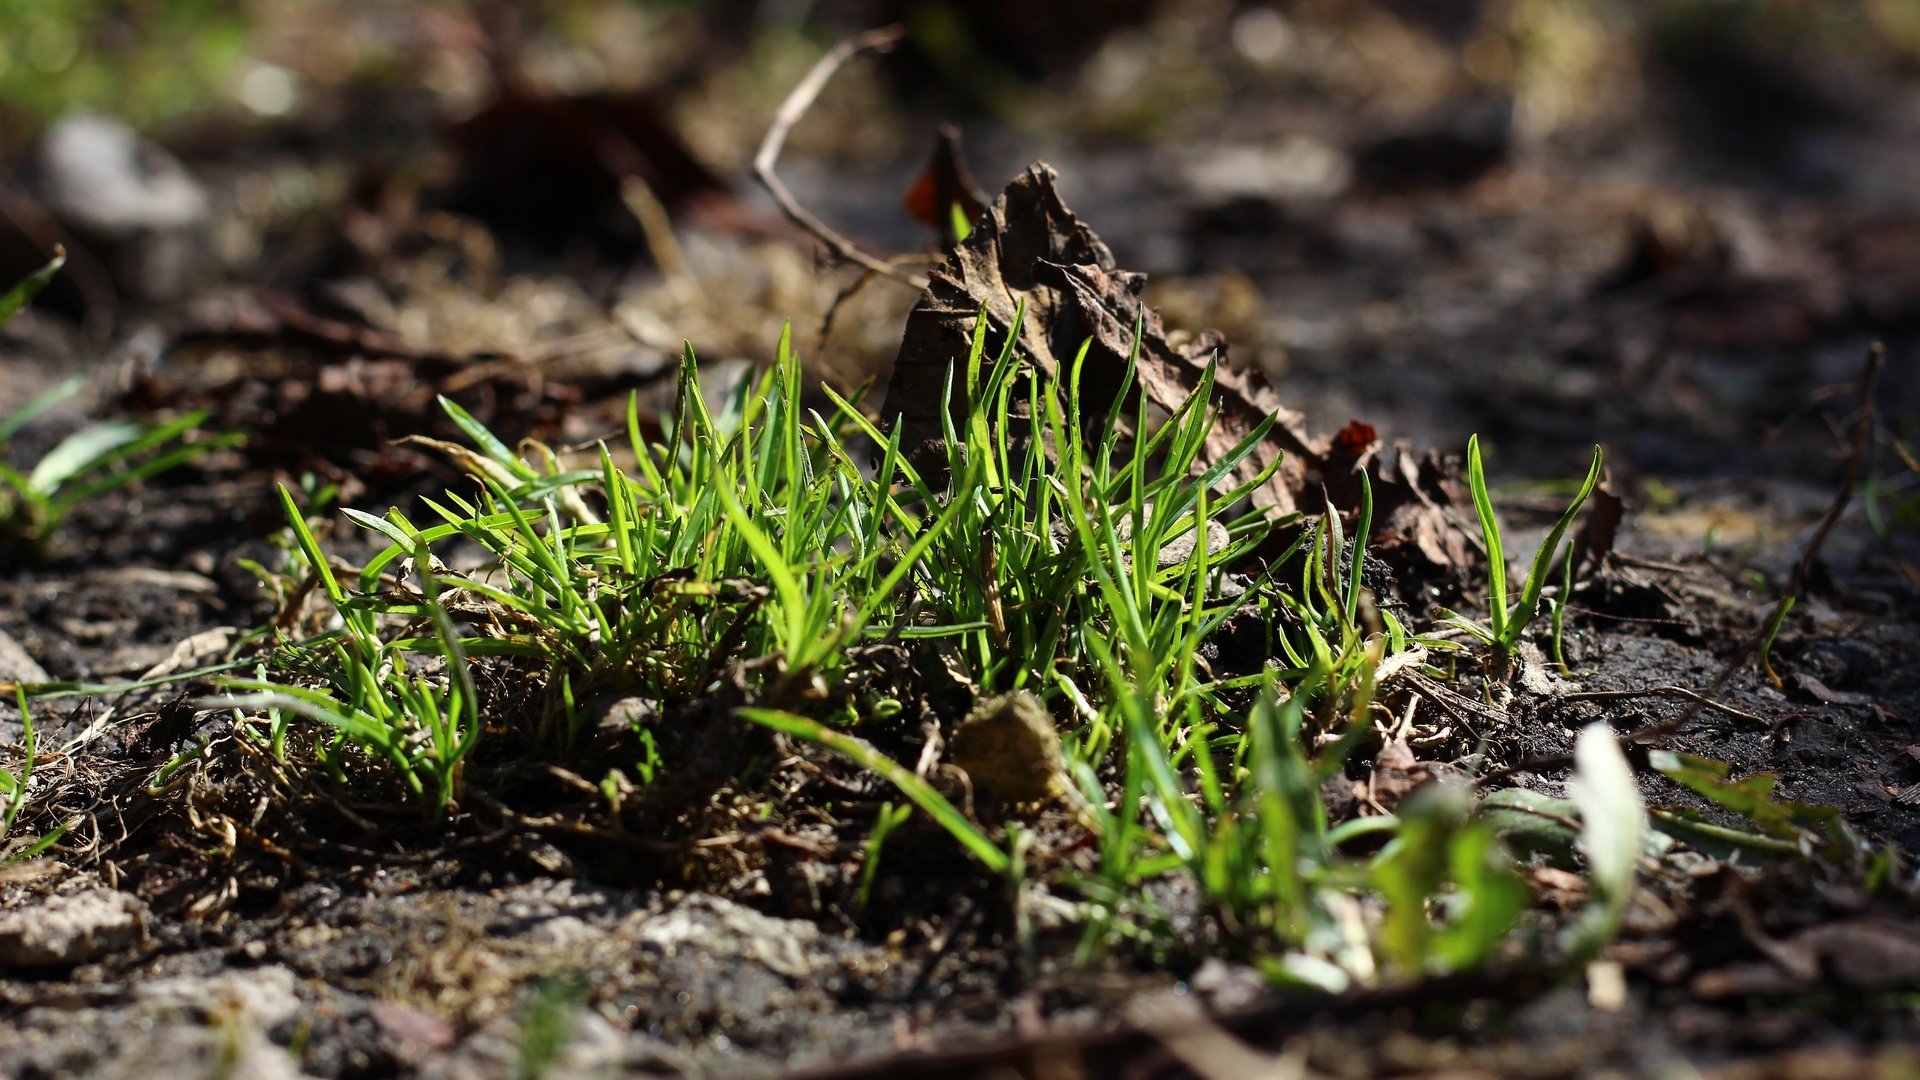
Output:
top-left (0, 247), bottom-right (64, 329)
top-left (1466, 434), bottom-right (1508, 642)
top-left (0, 374), bottom-right (85, 445)
top-left (1506, 445), bottom-right (1604, 647)
top-left (436, 395), bottom-right (539, 483)
top-left (738, 707), bottom-right (1010, 874)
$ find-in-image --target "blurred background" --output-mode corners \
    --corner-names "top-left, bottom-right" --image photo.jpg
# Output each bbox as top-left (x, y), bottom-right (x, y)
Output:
top-left (3, 0), bottom-right (1918, 510)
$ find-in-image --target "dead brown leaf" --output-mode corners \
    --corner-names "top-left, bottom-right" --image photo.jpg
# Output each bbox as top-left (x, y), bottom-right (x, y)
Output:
top-left (1325, 428), bottom-right (1483, 583)
top-left (881, 162), bottom-right (1321, 514)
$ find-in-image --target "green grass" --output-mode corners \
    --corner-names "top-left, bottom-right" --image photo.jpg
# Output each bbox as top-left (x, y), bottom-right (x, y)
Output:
top-left (1441, 435), bottom-right (1604, 672)
top-left (1861, 431), bottom-right (1920, 582)
top-left (196, 311), bottom-right (1648, 984)
top-left (0, 253), bottom-right (238, 559)
top-left (1, 689), bottom-right (69, 862)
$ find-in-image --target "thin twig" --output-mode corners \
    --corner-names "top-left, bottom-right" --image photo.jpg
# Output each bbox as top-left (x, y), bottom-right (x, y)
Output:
top-left (1623, 341), bottom-right (1882, 745)
top-left (1478, 344), bottom-right (1886, 786)
top-left (817, 263), bottom-right (881, 346)
top-left (619, 175), bottom-right (692, 285)
top-left (1555, 685), bottom-right (1768, 727)
top-left (753, 26), bottom-right (928, 291)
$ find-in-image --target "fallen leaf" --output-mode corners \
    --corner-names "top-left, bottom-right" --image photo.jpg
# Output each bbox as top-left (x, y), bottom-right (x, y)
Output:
top-left (1353, 438), bottom-right (1484, 583)
top-left (1369, 736), bottom-right (1448, 810)
top-left (881, 162), bottom-right (1321, 514)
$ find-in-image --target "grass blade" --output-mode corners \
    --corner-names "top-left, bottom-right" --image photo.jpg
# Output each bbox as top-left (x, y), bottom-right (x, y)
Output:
top-left (1466, 435), bottom-right (1508, 642)
top-left (0, 248), bottom-right (64, 329)
top-left (738, 707), bottom-right (1009, 873)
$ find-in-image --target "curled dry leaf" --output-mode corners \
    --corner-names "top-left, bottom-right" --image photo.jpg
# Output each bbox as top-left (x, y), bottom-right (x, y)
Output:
top-left (881, 162), bottom-right (1321, 515)
top-left (879, 162), bottom-right (1489, 585)
top-left (1323, 421), bottom-right (1483, 582)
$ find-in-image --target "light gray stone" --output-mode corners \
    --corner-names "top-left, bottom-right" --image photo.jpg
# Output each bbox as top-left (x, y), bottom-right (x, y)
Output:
top-left (637, 894), bottom-right (819, 981)
top-left (0, 888), bottom-right (145, 967)
top-left (136, 964), bottom-right (304, 1029)
top-left (0, 628), bottom-right (50, 686)
top-left (29, 114), bottom-right (211, 303)
top-left (91, 1024), bottom-right (306, 1080)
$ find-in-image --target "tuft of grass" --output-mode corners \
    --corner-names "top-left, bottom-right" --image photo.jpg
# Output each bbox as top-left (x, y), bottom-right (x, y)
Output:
top-left (1, 253), bottom-right (238, 559)
top-left (742, 706), bottom-right (1008, 872)
top-left (513, 975), bottom-right (585, 1080)
top-left (1, 688), bottom-right (41, 846)
top-left (854, 801), bottom-right (915, 916)
top-left (200, 313), bottom-right (1650, 983)
top-left (211, 484), bottom-right (482, 815)
top-left (1443, 436), bottom-right (1603, 669)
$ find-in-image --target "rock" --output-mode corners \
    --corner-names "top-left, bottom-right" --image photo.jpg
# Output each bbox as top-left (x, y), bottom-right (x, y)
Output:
top-left (1110, 500), bottom-right (1233, 570)
top-left (90, 1025), bottom-right (305, 1080)
top-left (947, 689), bottom-right (1067, 813)
top-left (131, 624), bottom-right (237, 682)
top-left (590, 694), bottom-right (658, 735)
top-left (1186, 956), bottom-right (1270, 1012)
top-left (135, 964), bottom-right (304, 1029)
top-left (0, 628), bottom-right (51, 686)
top-left (637, 894), bottom-right (820, 981)
top-left (1182, 137), bottom-right (1351, 204)
top-left (372, 1000), bottom-right (458, 1063)
top-left (28, 115), bottom-right (210, 303)
top-left (424, 1007), bottom-right (666, 1080)
top-left (0, 888), bottom-right (146, 967)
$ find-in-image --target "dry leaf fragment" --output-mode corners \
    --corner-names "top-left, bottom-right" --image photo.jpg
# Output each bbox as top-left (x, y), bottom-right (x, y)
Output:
top-left (900, 123), bottom-right (989, 252)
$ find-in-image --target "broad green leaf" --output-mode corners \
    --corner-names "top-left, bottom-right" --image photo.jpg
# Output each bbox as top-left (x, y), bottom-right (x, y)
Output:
top-left (1432, 822), bottom-right (1528, 971)
top-left (26, 422), bottom-right (142, 494)
top-left (1479, 786), bottom-right (1580, 866)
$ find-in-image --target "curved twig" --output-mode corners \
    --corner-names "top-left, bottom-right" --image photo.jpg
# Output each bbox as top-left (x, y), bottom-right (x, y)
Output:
top-left (1478, 342), bottom-right (1887, 788)
top-left (753, 25), bottom-right (928, 291)
top-left (1625, 341), bottom-right (1883, 743)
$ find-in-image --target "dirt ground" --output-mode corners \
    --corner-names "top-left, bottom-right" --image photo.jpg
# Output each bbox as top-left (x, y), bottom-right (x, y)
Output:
top-left (2, 2), bottom-right (1919, 1077)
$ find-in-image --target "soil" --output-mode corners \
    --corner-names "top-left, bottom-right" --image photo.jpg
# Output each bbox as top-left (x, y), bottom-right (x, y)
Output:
top-left (3, 3), bottom-right (1919, 1077)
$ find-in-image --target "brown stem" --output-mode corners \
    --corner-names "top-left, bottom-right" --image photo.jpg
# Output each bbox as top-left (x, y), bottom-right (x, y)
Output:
top-left (752, 26), bottom-right (928, 291)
